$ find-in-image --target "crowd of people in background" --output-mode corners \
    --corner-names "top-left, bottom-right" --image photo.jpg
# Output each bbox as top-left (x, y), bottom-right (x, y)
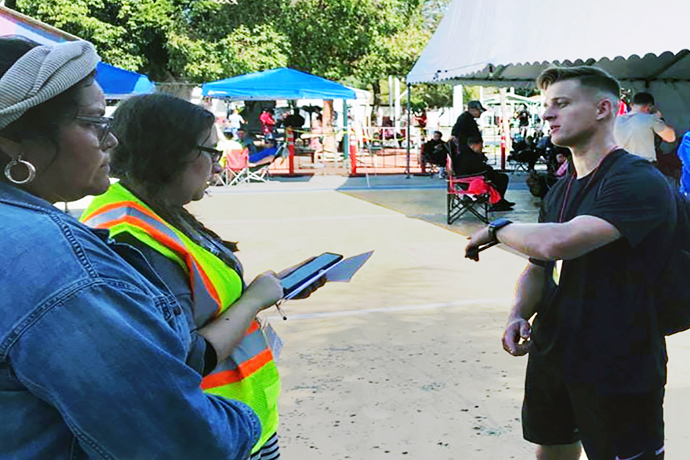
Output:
top-left (210, 106), bottom-right (310, 173)
top-left (428, 86), bottom-right (688, 208)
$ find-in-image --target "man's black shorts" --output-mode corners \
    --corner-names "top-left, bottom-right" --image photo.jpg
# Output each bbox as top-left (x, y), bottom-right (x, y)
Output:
top-left (522, 359), bottom-right (665, 460)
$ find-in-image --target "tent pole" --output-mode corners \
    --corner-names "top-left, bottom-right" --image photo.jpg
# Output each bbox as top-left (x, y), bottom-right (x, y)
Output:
top-left (406, 83), bottom-right (411, 178)
top-left (388, 75), bottom-right (394, 124)
top-left (343, 99), bottom-right (350, 156)
top-left (500, 87), bottom-right (509, 171)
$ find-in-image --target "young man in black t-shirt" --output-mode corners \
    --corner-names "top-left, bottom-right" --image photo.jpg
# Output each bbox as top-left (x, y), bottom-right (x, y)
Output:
top-left (465, 66), bottom-right (674, 460)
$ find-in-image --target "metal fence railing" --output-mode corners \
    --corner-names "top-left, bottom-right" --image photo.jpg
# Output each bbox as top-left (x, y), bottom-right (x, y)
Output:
top-left (257, 124), bottom-right (513, 176)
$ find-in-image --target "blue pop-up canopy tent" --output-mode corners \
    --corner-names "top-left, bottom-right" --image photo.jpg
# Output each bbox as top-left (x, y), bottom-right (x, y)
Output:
top-left (202, 68), bottom-right (357, 171)
top-left (201, 68), bottom-right (356, 100)
top-left (95, 62), bottom-right (156, 99)
top-left (0, 5), bottom-right (155, 99)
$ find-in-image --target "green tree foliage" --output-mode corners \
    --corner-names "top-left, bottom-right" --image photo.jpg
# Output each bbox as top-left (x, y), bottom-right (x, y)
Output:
top-left (12, 0), bottom-right (290, 83)
top-left (421, 0), bottom-right (452, 28)
top-left (9, 0), bottom-right (452, 108)
top-left (288, 0), bottom-right (434, 109)
top-left (280, 0), bottom-right (381, 81)
top-left (409, 84), bottom-right (482, 113)
top-left (514, 87), bottom-right (539, 98)
top-left (411, 83), bottom-right (452, 110)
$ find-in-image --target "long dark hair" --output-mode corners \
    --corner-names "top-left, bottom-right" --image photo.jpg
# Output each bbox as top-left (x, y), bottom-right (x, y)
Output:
top-left (0, 36), bottom-right (96, 181)
top-left (110, 93), bottom-right (239, 261)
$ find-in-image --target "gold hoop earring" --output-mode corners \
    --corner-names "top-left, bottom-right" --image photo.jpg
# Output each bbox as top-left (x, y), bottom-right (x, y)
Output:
top-left (4, 154), bottom-right (36, 185)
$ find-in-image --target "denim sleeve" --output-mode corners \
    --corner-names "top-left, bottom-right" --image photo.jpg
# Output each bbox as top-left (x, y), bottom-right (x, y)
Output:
top-left (127, 242), bottom-right (219, 376)
top-left (9, 281), bottom-right (261, 460)
top-left (113, 233), bottom-right (211, 375)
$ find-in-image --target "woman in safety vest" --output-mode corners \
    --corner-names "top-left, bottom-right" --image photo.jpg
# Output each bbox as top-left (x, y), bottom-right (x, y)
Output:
top-left (81, 93), bottom-right (302, 460)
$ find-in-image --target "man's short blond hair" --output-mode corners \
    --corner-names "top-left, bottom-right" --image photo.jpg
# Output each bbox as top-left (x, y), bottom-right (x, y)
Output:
top-left (537, 65), bottom-right (620, 100)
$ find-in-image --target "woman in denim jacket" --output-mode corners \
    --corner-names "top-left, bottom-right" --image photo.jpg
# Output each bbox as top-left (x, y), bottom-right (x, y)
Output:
top-left (0, 37), bottom-right (262, 459)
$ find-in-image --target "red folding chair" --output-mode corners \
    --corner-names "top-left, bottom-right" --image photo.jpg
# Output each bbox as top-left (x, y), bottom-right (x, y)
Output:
top-left (446, 155), bottom-right (500, 224)
top-left (222, 148), bottom-right (269, 185)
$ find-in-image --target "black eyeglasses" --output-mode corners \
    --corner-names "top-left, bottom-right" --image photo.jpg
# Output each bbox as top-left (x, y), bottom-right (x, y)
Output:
top-left (197, 145), bottom-right (223, 163)
top-left (75, 116), bottom-right (114, 145)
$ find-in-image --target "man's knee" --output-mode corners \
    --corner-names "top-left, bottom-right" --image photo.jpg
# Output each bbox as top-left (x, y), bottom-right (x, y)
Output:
top-left (537, 443), bottom-right (582, 460)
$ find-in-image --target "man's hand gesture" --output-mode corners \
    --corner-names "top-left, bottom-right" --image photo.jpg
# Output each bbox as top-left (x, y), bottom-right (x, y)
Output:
top-left (465, 227), bottom-right (493, 261)
top-left (502, 317), bottom-right (531, 356)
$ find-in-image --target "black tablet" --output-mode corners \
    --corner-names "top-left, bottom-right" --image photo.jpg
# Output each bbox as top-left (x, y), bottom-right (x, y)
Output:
top-left (280, 252), bottom-right (343, 296)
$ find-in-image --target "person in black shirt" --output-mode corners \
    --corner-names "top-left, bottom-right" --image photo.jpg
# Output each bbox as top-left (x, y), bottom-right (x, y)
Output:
top-left (516, 104), bottom-right (531, 137)
top-left (465, 66), bottom-right (673, 460)
top-left (453, 137), bottom-right (514, 211)
top-left (451, 100), bottom-right (485, 147)
top-left (282, 108), bottom-right (305, 133)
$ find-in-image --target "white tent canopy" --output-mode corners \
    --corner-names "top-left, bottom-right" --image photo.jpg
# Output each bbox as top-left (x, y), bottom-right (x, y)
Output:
top-left (408, 0), bottom-right (690, 133)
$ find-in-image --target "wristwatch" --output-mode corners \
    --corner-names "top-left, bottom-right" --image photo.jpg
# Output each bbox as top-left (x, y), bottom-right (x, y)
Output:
top-left (488, 218), bottom-right (512, 243)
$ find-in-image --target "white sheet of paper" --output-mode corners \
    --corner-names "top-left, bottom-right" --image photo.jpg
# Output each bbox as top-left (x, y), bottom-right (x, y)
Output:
top-left (325, 251), bottom-right (373, 282)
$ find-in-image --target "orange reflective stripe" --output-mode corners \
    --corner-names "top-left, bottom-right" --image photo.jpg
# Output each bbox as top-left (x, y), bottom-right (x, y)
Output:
top-left (92, 214), bottom-right (223, 312)
top-left (81, 200), bottom-right (154, 224)
top-left (247, 320), bottom-right (260, 335)
top-left (200, 349), bottom-right (274, 389)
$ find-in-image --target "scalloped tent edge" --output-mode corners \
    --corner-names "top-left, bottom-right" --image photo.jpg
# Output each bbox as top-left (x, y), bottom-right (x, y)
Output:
top-left (408, 0), bottom-right (690, 131)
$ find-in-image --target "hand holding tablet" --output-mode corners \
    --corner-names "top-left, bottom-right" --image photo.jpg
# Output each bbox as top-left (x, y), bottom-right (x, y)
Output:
top-left (273, 251), bottom-right (373, 319)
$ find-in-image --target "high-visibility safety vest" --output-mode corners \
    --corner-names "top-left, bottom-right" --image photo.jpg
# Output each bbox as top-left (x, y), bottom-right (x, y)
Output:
top-left (80, 182), bottom-right (279, 452)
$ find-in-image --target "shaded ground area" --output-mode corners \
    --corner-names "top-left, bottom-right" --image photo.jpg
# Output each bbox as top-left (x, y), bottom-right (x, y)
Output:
top-left (336, 172), bottom-right (541, 238)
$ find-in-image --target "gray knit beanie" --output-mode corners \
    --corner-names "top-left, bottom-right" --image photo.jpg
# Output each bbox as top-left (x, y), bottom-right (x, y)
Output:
top-left (0, 40), bottom-right (100, 130)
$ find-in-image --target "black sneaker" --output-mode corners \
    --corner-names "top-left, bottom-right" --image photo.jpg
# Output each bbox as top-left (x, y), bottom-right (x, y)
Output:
top-left (489, 202), bottom-right (514, 212)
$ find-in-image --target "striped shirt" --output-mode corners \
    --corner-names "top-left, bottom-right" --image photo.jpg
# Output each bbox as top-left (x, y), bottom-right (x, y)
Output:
top-left (248, 433), bottom-right (280, 460)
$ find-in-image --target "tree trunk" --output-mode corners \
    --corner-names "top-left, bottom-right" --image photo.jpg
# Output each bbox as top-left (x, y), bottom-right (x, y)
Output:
top-left (156, 82), bottom-right (194, 100)
top-left (322, 100), bottom-right (336, 155)
top-left (371, 80), bottom-right (381, 122)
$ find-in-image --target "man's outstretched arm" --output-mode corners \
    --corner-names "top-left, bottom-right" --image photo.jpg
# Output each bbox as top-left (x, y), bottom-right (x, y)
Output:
top-left (467, 215), bottom-right (621, 261)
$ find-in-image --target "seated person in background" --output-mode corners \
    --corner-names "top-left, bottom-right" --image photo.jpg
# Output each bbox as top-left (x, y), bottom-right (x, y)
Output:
top-left (218, 131), bottom-right (244, 167)
top-left (222, 131), bottom-right (244, 152)
top-left (250, 139), bottom-right (279, 166)
top-left (554, 152), bottom-right (570, 178)
top-left (453, 137), bottom-right (514, 211)
top-left (509, 135), bottom-right (542, 170)
top-left (526, 147), bottom-right (571, 199)
top-left (212, 127), bottom-right (244, 184)
top-left (236, 128), bottom-right (257, 157)
top-left (421, 131), bottom-right (448, 177)
top-left (540, 136), bottom-right (570, 171)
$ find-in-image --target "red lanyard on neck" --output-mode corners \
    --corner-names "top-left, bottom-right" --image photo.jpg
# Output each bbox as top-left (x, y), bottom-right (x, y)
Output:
top-left (557, 146), bottom-right (618, 223)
